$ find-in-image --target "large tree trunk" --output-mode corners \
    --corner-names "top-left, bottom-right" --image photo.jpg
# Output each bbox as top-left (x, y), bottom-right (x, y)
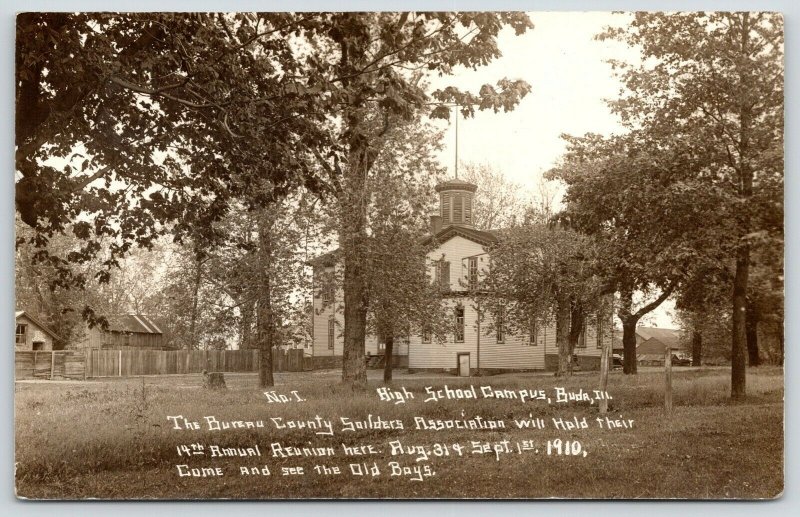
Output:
top-left (618, 289), bottom-right (638, 375)
top-left (555, 297), bottom-right (571, 377)
top-left (691, 329), bottom-right (702, 367)
top-left (731, 248), bottom-right (749, 400)
top-left (745, 297), bottom-right (760, 366)
top-left (239, 299), bottom-right (254, 350)
top-left (335, 18), bottom-right (376, 389)
top-left (568, 300), bottom-right (585, 372)
top-left (339, 179), bottom-right (369, 387)
top-left (731, 12), bottom-right (753, 401)
top-left (383, 336), bottom-right (394, 383)
top-left (187, 253), bottom-right (203, 350)
top-left (257, 216), bottom-right (275, 388)
top-left (621, 316), bottom-right (638, 375)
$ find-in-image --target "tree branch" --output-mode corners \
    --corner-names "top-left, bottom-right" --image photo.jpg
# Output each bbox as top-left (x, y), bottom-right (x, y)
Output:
top-left (634, 282), bottom-right (677, 319)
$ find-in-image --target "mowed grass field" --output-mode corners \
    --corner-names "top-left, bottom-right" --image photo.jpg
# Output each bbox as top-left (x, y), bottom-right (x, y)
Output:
top-left (15, 366), bottom-right (783, 500)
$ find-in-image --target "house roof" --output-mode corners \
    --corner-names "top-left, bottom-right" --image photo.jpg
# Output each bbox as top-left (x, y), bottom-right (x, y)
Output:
top-left (105, 314), bottom-right (164, 334)
top-left (636, 327), bottom-right (682, 349)
top-left (420, 225), bottom-right (499, 247)
top-left (307, 249), bottom-right (339, 267)
top-left (15, 311), bottom-right (63, 342)
top-left (310, 225), bottom-right (499, 266)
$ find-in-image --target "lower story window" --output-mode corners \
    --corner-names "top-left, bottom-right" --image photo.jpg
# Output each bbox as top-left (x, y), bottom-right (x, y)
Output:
top-left (529, 318), bottom-right (537, 346)
top-left (327, 317), bottom-right (335, 350)
top-left (454, 307), bottom-right (465, 343)
top-left (496, 311), bottom-right (505, 344)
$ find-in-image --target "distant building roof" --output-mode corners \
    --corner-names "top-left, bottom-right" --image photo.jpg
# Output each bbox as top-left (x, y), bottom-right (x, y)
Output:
top-left (105, 314), bottom-right (164, 334)
top-left (636, 327), bottom-right (683, 349)
top-left (15, 310), bottom-right (63, 342)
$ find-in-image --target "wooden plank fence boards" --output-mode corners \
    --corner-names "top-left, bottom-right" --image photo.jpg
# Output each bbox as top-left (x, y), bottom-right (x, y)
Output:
top-left (17, 348), bottom-right (309, 379)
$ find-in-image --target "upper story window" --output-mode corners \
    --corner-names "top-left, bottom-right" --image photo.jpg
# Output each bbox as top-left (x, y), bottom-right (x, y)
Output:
top-left (15, 324), bottom-right (27, 345)
top-left (467, 257), bottom-right (478, 290)
top-left (321, 284), bottom-right (334, 303)
top-left (434, 260), bottom-right (450, 291)
top-left (529, 318), bottom-right (537, 346)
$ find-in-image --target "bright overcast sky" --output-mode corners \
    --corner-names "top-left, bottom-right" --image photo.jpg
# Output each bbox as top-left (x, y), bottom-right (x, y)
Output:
top-left (430, 12), bottom-right (633, 191)
top-left (428, 12), bottom-right (676, 328)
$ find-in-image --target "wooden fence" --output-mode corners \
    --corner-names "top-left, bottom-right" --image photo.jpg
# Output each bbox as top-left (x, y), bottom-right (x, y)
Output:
top-left (15, 348), bottom-right (311, 380)
top-left (15, 350), bottom-right (87, 380)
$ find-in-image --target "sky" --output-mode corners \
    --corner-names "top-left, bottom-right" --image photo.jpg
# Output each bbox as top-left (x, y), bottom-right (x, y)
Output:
top-left (429, 12), bottom-right (633, 190)
top-left (428, 12), bottom-right (676, 328)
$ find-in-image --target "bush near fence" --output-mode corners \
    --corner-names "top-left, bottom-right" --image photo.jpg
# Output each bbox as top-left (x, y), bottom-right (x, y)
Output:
top-left (15, 348), bottom-right (311, 380)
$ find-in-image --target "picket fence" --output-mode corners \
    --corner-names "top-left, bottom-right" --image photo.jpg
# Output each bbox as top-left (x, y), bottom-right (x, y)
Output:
top-left (15, 348), bottom-right (310, 380)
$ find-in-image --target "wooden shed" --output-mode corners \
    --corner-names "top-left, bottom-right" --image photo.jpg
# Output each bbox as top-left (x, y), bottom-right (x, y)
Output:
top-left (74, 314), bottom-right (166, 350)
top-left (15, 311), bottom-right (61, 351)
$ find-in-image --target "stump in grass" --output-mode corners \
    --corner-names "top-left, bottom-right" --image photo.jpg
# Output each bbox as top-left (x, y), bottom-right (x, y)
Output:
top-left (202, 370), bottom-right (226, 389)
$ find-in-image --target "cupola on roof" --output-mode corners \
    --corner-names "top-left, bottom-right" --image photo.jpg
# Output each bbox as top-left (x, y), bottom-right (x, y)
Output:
top-left (435, 178), bottom-right (478, 228)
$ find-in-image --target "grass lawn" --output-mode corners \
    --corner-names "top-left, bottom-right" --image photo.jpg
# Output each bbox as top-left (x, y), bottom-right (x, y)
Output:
top-left (14, 366), bottom-right (783, 500)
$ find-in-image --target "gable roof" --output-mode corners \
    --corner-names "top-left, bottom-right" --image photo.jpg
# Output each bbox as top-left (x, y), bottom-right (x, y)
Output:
top-left (15, 311), bottom-right (63, 342)
top-left (421, 225), bottom-right (499, 247)
top-left (636, 327), bottom-right (682, 349)
top-left (307, 249), bottom-right (339, 267)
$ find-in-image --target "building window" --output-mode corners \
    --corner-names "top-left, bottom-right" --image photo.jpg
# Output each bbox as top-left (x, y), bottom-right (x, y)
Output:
top-left (577, 322), bottom-right (587, 348)
top-left (327, 317), bottom-right (335, 350)
top-left (596, 318), bottom-right (603, 349)
top-left (529, 318), bottom-right (537, 346)
top-left (421, 326), bottom-right (431, 344)
top-left (467, 257), bottom-right (478, 290)
top-left (15, 324), bottom-right (27, 345)
top-left (454, 307), bottom-right (465, 343)
top-left (496, 310), bottom-right (505, 344)
top-left (322, 284), bottom-right (334, 303)
top-left (434, 260), bottom-right (450, 291)
top-left (441, 193), bottom-right (451, 223)
top-left (465, 193), bottom-right (472, 224)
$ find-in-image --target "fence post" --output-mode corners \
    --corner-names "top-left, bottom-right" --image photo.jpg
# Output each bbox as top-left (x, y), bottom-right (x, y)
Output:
top-left (599, 338), bottom-right (610, 414)
top-left (118, 349), bottom-right (122, 377)
top-left (49, 350), bottom-right (55, 380)
top-left (664, 346), bottom-right (673, 412)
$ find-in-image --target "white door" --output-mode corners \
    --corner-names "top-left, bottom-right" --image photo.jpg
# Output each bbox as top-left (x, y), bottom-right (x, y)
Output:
top-left (458, 354), bottom-right (470, 377)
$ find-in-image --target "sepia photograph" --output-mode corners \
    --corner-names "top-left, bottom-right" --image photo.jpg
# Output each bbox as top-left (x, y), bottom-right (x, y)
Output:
top-left (12, 9), bottom-right (784, 500)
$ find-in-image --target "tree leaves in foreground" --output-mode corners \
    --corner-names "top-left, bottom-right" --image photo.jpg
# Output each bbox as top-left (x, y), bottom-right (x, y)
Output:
top-left (596, 12), bottom-right (783, 397)
top-left (303, 12), bottom-right (534, 387)
top-left (482, 224), bottom-right (606, 376)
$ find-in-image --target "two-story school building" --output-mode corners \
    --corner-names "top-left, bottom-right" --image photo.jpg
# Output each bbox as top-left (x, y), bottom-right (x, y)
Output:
top-left (309, 178), bottom-right (612, 374)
